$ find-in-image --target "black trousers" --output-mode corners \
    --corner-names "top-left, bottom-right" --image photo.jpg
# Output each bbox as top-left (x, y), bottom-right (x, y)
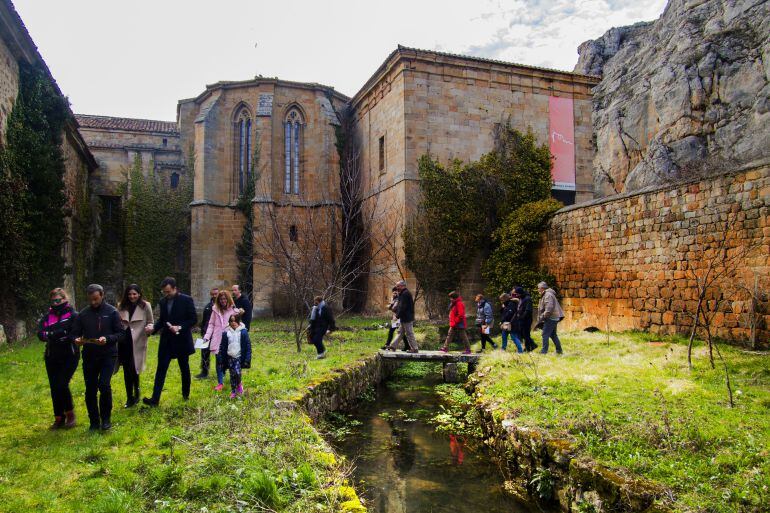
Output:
top-left (311, 331), bottom-right (326, 355)
top-left (477, 325), bottom-right (496, 349)
top-left (83, 354), bottom-right (117, 425)
top-left (152, 353), bottom-right (191, 402)
top-left (385, 326), bottom-right (397, 346)
top-left (118, 340), bottom-right (139, 401)
top-left (519, 318), bottom-right (537, 352)
top-left (45, 352), bottom-right (79, 417)
top-left (199, 348), bottom-right (211, 376)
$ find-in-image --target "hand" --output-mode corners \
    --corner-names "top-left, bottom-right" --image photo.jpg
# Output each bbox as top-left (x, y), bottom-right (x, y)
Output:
top-left (98, 336), bottom-right (107, 345)
top-left (144, 325), bottom-right (153, 335)
top-left (237, 308), bottom-right (245, 315)
top-left (74, 337), bottom-right (84, 346)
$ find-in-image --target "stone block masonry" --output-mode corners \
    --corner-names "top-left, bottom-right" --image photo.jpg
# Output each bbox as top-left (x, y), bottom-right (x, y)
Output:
top-left (537, 164), bottom-right (770, 348)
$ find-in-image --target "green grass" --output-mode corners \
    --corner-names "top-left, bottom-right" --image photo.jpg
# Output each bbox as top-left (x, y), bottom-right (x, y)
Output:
top-left (0, 316), bottom-right (426, 513)
top-left (474, 330), bottom-right (770, 513)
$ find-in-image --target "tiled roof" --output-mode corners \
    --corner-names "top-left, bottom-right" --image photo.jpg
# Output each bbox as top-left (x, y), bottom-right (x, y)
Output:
top-left (75, 114), bottom-right (178, 134)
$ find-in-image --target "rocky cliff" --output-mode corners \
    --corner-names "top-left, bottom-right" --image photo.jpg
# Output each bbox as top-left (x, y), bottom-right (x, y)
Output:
top-left (574, 0), bottom-right (770, 196)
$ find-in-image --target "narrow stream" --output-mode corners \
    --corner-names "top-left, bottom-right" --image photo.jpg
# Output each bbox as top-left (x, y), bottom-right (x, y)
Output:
top-left (325, 363), bottom-right (543, 513)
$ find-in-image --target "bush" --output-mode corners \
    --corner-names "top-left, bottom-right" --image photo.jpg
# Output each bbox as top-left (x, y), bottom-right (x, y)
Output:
top-left (483, 198), bottom-right (562, 295)
top-left (242, 470), bottom-right (282, 509)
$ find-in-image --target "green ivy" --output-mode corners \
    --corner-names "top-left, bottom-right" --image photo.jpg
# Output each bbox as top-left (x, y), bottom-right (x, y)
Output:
top-left (403, 125), bottom-right (555, 316)
top-left (482, 198), bottom-right (562, 295)
top-left (0, 62), bottom-right (70, 333)
top-left (123, 156), bottom-right (192, 303)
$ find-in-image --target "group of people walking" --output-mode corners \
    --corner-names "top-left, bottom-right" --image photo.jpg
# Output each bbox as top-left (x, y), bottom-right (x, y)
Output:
top-left (38, 278), bottom-right (252, 431)
top-left (381, 281), bottom-right (564, 356)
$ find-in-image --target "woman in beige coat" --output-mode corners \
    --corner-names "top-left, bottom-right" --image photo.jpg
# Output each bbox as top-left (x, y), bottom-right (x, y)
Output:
top-left (118, 284), bottom-right (154, 407)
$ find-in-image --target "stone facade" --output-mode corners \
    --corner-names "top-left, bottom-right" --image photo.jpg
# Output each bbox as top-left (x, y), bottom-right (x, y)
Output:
top-left (537, 164), bottom-right (770, 347)
top-left (0, 0), bottom-right (97, 336)
top-left (75, 114), bottom-right (184, 195)
top-left (180, 78), bottom-right (348, 313)
top-left (353, 47), bottom-right (598, 312)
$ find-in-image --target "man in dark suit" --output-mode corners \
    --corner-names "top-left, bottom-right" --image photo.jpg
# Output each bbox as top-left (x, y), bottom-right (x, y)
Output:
top-left (231, 284), bottom-right (252, 331)
top-left (143, 277), bottom-right (197, 406)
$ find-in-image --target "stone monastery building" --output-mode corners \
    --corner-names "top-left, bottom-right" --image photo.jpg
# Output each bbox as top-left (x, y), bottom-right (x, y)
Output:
top-left (77, 46), bottom-right (599, 314)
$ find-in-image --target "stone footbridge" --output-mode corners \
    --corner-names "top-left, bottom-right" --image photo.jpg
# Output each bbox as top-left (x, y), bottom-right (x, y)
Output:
top-left (378, 349), bottom-right (479, 382)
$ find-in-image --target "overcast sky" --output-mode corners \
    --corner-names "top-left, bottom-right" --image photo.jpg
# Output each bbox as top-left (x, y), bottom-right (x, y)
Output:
top-left (14, 0), bottom-right (666, 121)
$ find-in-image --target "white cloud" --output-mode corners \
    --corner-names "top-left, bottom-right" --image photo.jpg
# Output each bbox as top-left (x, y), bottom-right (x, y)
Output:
top-left (12, 0), bottom-right (667, 120)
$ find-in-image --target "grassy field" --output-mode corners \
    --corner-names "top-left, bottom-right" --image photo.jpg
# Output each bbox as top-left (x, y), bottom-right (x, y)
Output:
top-left (0, 316), bottom-right (415, 513)
top-left (473, 331), bottom-right (770, 513)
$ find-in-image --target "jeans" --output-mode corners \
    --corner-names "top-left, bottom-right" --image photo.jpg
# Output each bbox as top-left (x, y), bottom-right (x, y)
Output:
top-left (83, 355), bottom-right (117, 425)
top-left (215, 351), bottom-right (226, 384)
top-left (442, 326), bottom-right (470, 352)
top-left (45, 352), bottom-right (79, 416)
top-left (501, 330), bottom-right (523, 353)
top-left (152, 353), bottom-right (191, 402)
top-left (541, 319), bottom-right (563, 354)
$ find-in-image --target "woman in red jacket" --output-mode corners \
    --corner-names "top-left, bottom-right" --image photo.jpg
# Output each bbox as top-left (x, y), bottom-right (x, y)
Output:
top-left (440, 291), bottom-right (471, 354)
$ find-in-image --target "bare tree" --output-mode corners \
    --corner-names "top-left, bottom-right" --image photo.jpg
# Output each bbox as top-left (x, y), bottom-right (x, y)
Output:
top-left (684, 210), bottom-right (761, 407)
top-left (735, 271), bottom-right (768, 350)
top-left (250, 132), bottom-right (398, 351)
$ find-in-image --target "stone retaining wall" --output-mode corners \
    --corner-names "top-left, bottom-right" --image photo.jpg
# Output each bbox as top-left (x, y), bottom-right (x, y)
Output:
top-left (295, 354), bottom-right (399, 421)
top-left (468, 376), bottom-right (672, 512)
top-left (537, 165), bottom-right (770, 348)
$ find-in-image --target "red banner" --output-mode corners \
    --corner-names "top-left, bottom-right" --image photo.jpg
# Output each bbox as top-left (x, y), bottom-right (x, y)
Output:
top-left (548, 96), bottom-right (575, 191)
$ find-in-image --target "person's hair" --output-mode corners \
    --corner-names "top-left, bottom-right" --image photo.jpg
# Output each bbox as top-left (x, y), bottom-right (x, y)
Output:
top-left (313, 295), bottom-right (323, 303)
top-left (214, 290), bottom-right (234, 312)
top-left (86, 284), bottom-right (104, 296)
top-left (391, 286), bottom-right (398, 292)
top-left (49, 287), bottom-right (69, 301)
top-left (161, 277), bottom-right (177, 289)
top-left (514, 286), bottom-right (526, 296)
top-left (537, 281), bottom-right (548, 289)
top-left (228, 313), bottom-right (242, 324)
top-left (475, 294), bottom-right (484, 301)
top-left (210, 286), bottom-right (219, 292)
top-left (119, 284), bottom-right (147, 311)
top-left (499, 293), bottom-right (511, 302)
top-left (232, 284), bottom-right (240, 291)
top-left (448, 291), bottom-right (459, 299)
top-left (396, 280), bottom-right (406, 288)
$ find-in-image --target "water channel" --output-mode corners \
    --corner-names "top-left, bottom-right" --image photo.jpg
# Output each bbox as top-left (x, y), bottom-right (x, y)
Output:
top-left (325, 362), bottom-right (545, 513)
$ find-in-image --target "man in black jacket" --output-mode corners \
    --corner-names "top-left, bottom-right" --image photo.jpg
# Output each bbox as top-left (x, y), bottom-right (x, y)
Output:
top-left (232, 284), bottom-right (252, 331)
top-left (513, 286), bottom-right (537, 352)
top-left (393, 280), bottom-right (418, 352)
top-left (72, 284), bottom-right (125, 431)
top-left (143, 277), bottom-right (197, 406)
top-left (195, 286), bottom-right (218, 379)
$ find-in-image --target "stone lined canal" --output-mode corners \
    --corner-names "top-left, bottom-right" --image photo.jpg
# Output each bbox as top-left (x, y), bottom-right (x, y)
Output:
top-left (323, 362), bottom-right (543, 513)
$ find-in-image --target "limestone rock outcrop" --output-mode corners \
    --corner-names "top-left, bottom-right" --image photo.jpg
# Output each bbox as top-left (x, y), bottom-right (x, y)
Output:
top-left (575, 0), bottom-right (770, 196)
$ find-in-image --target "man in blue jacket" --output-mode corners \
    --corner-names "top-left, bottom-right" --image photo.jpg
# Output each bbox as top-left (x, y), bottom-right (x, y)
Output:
top-left (143, 277), bottom-right (197, 406)
top-left (72, 284), bottom-right (125, 431)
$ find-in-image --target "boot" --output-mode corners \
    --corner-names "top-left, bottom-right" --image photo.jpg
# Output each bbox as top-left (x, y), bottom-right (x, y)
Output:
top-left (49, 416), bottom-right (65, 430)
top-left (64, 410), bottom-right (76, 428)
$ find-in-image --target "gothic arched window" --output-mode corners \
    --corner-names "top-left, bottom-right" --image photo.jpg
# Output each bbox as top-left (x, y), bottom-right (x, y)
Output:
top-left (234, 107), bottom-right (253, 194)
top-left (284, 108), bottom-right (303, 195)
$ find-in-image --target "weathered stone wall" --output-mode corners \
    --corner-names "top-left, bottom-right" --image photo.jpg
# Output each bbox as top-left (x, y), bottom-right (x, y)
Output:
top-left (0, 33), bottom-right (18, 142)
top-left (469, 376), bottom-right (672, 512)
top-left (537, 164), bottom-right (770, 347)
top-left (296, 354), bottom-right (398, 421)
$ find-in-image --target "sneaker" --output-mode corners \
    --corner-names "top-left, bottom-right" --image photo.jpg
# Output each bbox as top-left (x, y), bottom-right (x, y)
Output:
top-left (229, 392), bottom-right (237, 399)
top-left (49, 416), bottom-right (64, 430)
top-left (237, 383), bottom-right (244, 395)
top-left (100, 420), bottom-right (112, 431)
top-left (492, 343), bottom-right (498, 349)
top-left (407, 348), bottom-right (419, 354)
top-left (381, 345), bottom-right (390, 350)
top-left (142, 397), bottom-right (159, 407)
top-left (316, 351), bottom-right (327, 360)
top-left (463, 349), bottom-right (472, 355)
top-left (213, 383), bottom-right (224, 392)
top-left (475, 349), bottom-right (484, 354)
top-left (439, 347), bottom-right (448, 353)
top-left (194, 372), bottom-right (208, 380)
top-left (89, 423), bottom-right (100, 431)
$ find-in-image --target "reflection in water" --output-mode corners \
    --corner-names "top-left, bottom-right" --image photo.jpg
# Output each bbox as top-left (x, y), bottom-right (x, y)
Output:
top-left (329, 368), bottom-right (541, 513)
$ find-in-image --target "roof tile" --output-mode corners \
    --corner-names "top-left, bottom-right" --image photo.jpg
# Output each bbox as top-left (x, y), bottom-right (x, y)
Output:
top-left (75, 114), bottom-right (178, 134)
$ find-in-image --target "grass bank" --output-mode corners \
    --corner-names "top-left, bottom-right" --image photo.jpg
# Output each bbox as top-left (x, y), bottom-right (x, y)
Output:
top-left (472, 330), bottom-right (769, 513)
top-left (0, 316), bottom-right (432, 513)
